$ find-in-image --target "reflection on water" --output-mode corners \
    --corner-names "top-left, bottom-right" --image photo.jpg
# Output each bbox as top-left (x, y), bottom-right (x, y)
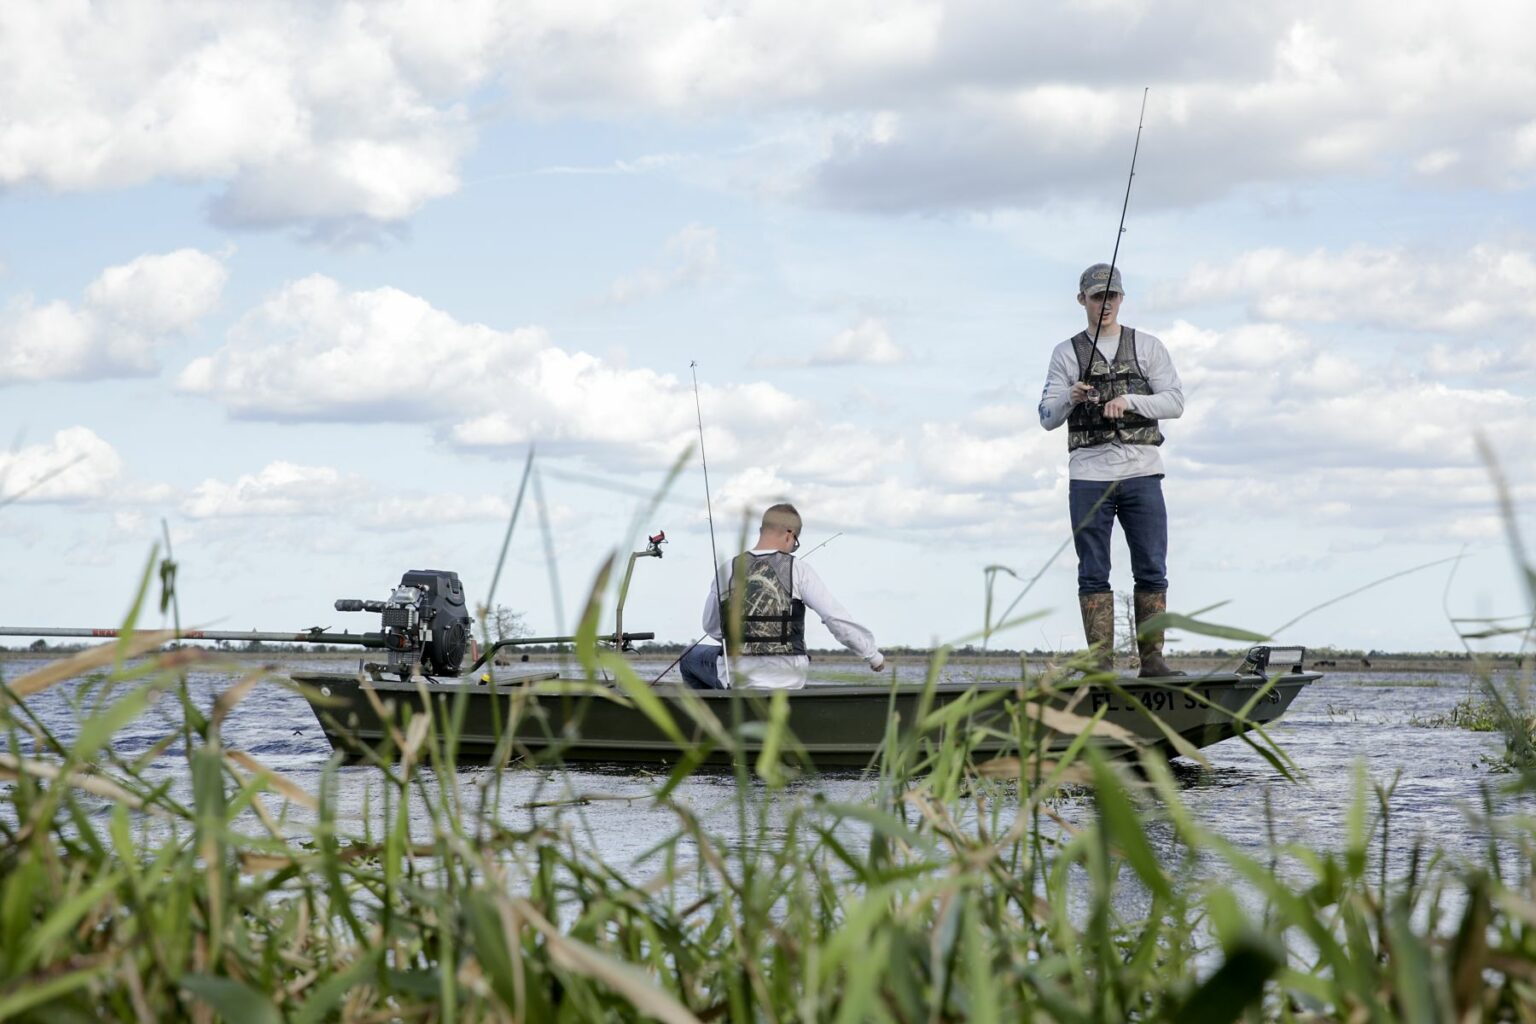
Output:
top-left (5, 655), bottom-right (1529, 875)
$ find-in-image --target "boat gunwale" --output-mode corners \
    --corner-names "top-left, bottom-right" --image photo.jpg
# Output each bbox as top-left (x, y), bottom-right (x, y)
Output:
top-left (290, 671), bottom-right (1322, 699)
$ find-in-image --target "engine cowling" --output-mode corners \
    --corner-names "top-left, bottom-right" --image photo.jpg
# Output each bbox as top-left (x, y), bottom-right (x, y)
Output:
top-left (400, 569), bottom-right (471, 676)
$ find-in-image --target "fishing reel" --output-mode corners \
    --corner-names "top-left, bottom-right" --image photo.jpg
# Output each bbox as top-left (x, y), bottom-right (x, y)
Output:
top-left (335, 569), bottom-right (472, 677)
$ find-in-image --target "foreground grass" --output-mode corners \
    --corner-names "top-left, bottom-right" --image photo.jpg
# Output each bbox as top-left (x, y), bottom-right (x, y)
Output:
top-left (4, 589), bottom-right (1536, 1023)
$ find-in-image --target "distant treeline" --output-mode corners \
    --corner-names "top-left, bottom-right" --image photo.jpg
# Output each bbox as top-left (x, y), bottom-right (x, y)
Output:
top-left (3, 640), bottom-right (1524, 662)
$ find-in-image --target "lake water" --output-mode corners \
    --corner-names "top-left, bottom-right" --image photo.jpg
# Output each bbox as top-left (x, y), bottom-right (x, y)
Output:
top-left (5, 654), bottom-right (1531, 877)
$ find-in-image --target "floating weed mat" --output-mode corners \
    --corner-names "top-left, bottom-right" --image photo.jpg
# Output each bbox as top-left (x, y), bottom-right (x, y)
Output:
top-left (6, 639), bottom-right (1536, 1023)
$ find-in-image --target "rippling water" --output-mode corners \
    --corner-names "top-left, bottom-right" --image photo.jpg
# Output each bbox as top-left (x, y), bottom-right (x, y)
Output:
top-left (6, 654), bottom-right (1530, 874)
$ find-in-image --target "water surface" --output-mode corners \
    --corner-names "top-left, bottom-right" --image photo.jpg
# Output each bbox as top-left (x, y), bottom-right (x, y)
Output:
top-left (5, 654), bottom-right (1527, 875)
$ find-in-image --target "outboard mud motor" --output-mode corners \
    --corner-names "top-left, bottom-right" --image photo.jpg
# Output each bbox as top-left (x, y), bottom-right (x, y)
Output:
top-left (1, 550), bottom-right (661, 683)
top-left (335, 569), bottom-right (472, 677)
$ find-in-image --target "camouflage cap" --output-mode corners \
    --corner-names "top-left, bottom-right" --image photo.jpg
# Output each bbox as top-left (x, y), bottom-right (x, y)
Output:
top-left (1079, 263), bottom-right (1124, 297)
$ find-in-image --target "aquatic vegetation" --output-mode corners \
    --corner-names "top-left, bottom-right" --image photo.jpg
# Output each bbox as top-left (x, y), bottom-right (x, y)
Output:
top-left (3, 553), bottom-right (1536, 1023)
top-left (1409, 684), bottom-right (1536, 775)
top-left (1409, 694), bottom-right (1502, 730)
top-left (4, 441), bottom-right (1535, 1021)
top-left (1454, 695), bottom-right (1514, 733)
top-left (1460, 683), bottom-right (1536, 774)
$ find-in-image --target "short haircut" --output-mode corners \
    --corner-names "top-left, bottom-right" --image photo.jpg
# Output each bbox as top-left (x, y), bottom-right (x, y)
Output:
top-left (761, 503), bottom-right (801, 534)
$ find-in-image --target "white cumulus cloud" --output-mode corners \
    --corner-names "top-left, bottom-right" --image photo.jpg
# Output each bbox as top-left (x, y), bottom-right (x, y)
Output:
top-left (8, 1), bottom-right (1535, 225)
top-left (174, 272), bottom-right (1536, 545)
top-left (0, 427), bottom-right (125, 503)
top-left (0, 249), bottom-right (226, 383)
top-left (1170, 244), bottom-right (1536, 334)
top-left (180, 274), bottom-right (849, 474)
top-left (84, 248), bottom-right (229, 334)
top-left (183, 462), bottom-right (372, 518)
top-left (177, 274), bottom-right (545, 420)
top-left (804, 2), bottom-right (1536, 211)
top-left (1155, 318), bottom-right (1536, 502)
top-left (810, 318), bottom-right (908, 366)
top-left (0, 1), bottom-right (469, 232)
top-left (607, 224), bottom-right (722, 303)
top-left (182, 459), bottom-right (513, 528)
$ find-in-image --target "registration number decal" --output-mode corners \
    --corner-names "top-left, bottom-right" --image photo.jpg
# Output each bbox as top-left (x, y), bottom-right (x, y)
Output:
top-left (1087, 688), bottom-right (1280, 713)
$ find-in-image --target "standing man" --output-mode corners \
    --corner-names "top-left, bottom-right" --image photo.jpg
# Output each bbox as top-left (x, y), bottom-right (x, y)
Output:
top-left (680, 503), bottom-right (885, 689)
top-left (1038, 263), bottom-right (1185, 676)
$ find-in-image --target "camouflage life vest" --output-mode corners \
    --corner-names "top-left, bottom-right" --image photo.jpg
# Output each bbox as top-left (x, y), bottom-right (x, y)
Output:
top-left (721, 551), bottom-right (807, 657)
top-left (1066, 327), bottom-right (1165, 451)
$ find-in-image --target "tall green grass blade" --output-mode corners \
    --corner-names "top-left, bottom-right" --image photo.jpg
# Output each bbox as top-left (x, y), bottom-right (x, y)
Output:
top-left (0, 962), bottom-right (115, 1020)
top-left (17, 868), bottom-right (125, 974)
top-left (602, 649), bottom-right (685, 747)
top-left (753, 688), bottom-right (789, 785)
top-left (71, 679), bottom-right (165, 761)
top-left (180, 974), bottom-right (283, 1024)
top-left (114, 546), bottom-right (160, 665)
top-left (1141, 609), bottom-right (1269, 643)
top-left (289, 954), bottom-right (378, 1024)
top-left (1168, 938), bottom-right (1280, 1024)
top-left (1087, 750), bottom-right (1171, 902)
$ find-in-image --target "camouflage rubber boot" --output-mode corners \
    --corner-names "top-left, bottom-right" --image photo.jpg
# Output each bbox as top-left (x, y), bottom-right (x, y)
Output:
top-left (1078, 591), bottom-right (1115, 673)
top-left (1134, 589), bottom-right (1186, 678)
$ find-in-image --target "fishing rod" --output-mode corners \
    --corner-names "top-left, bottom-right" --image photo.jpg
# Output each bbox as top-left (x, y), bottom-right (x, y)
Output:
top-left (1082, 86), bottom-right (1150, 443)
top-left (689, 361), bottom-right (731, 687)
top-left (799, 531), bottom-right (843, 559)
top-left (1089, 86), bottom-right (1148, 353)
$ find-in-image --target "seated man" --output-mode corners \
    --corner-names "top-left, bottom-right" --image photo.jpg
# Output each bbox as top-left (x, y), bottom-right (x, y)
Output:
top-left (680, 503), bottom-right (885, 689)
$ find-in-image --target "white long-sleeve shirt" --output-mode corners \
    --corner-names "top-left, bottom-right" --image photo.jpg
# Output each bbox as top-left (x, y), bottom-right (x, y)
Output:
top-left (1037, 326), bottom-right (1185, 481)
top-left (700, 549), bottom-right (884, 689)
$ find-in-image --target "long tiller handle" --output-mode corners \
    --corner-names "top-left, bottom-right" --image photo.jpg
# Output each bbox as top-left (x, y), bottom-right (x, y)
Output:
top-left (0, 625), bottom-right (654, 671)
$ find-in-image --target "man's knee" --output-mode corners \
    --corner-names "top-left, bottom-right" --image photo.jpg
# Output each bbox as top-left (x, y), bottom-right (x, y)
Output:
top-left (1129, 554), bottom-right (1168, 592)
top-left (680, 645), bottom-right (723, 690)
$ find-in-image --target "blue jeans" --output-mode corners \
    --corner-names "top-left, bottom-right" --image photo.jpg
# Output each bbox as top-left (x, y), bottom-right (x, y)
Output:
top-left (1068, 475), bottom-right (1169, 595)
top-left (680, 643), bottom-right (725, 689)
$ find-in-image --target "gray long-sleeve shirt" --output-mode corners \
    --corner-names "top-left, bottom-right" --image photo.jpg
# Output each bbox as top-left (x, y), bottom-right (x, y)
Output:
top-left (1037, 326), bottom-right (1184, 481)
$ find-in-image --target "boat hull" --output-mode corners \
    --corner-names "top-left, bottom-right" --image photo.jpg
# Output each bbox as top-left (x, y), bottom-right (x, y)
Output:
top-left (294, 670), bottom-right (1318, 768)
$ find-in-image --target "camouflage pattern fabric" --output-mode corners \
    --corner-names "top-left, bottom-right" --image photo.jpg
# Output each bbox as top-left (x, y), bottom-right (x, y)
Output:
top-left (1078, 590), bottom-right (1116, 672)
top-left (723, 552), bottom-right (806, 656)
top-left (1067, 327), bottom-right (1165, 451)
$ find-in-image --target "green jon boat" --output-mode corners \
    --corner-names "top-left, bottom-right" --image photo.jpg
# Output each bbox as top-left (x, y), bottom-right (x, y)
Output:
top-left (293, 646), bottom-right (1317, 768)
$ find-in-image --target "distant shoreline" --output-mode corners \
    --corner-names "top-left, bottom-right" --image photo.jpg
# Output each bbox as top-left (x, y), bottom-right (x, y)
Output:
top-left (1, 647), bottom-right (1527, 675)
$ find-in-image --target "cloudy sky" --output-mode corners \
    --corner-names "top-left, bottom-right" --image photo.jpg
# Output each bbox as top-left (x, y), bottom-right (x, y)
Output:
top-left (3, 0), bottom-right (1534, 657)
